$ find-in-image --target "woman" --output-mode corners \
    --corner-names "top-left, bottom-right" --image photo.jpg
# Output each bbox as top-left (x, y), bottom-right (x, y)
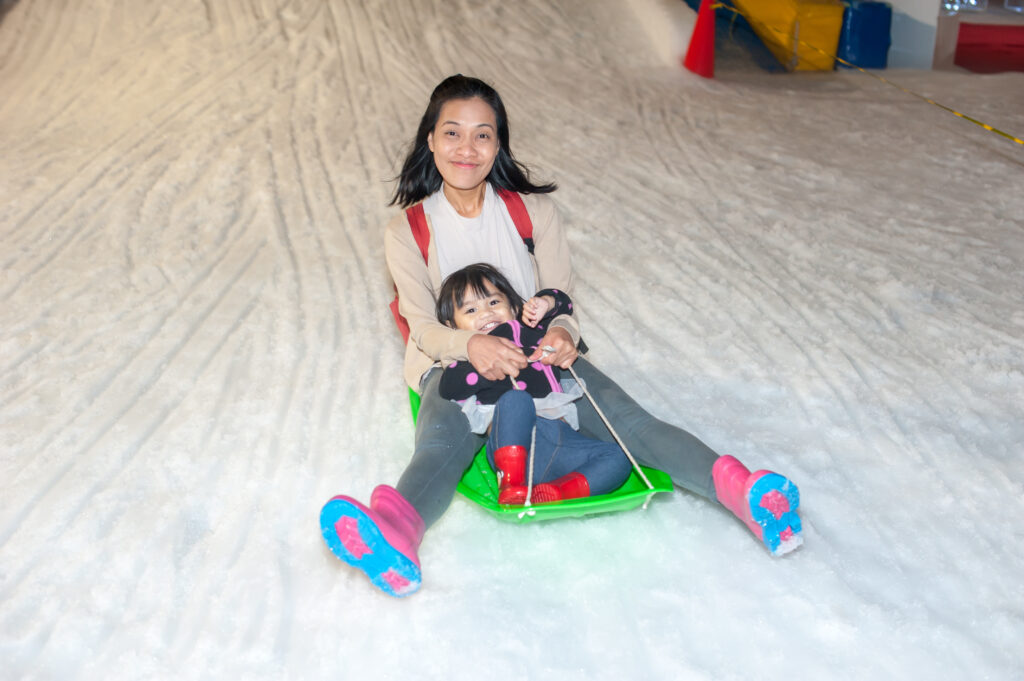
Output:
top-left (319, 75), bottom-right (802, 598)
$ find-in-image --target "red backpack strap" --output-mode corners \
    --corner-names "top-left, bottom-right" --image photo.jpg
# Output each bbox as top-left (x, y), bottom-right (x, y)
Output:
top-left (405, 203), bottom-right (431, 262)
top-left (390, 203), bottom-right (431, 346)
top-left (496, 189), bottom-right (534, 254)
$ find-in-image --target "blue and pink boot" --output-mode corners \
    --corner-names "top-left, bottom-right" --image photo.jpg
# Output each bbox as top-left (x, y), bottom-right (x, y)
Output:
top-left (712, 455), bottom-right (803, 556)
top-left (319, 484), bottom-right (425, 597)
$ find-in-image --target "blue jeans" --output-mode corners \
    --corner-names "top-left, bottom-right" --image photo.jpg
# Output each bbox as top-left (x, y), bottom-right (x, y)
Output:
top-left (485, 390), bottom-right (632, 496)
top-left (396, 357), bottom-right (720, 530)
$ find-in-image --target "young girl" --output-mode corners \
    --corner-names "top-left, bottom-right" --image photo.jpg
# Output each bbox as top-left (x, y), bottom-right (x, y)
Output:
top-left (435, 263), bottom-right (631, 505)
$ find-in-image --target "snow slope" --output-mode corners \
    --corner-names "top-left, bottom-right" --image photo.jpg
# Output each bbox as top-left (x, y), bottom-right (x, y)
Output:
top-left (1, 1), bottom-right (1023, 679)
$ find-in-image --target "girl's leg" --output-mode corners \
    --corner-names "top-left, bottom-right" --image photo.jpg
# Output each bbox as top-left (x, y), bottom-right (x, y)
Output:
top-left (486, 390), bottom-right (537, 505)
top-left (396, 368), bottom-right (486, 529)
top-left (570, 357), bottom-right (719, 500)
top-left (485, 389), bottom-right (536, 467)
top-left (531, 419), bottom-right (632, 496)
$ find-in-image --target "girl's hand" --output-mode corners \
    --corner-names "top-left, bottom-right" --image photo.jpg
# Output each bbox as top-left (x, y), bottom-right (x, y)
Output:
top-left (527, 326), bottom-right (577, 369)
top-left (521, 295), bottom-right (554, 328)
top-left (467, 333), bottom-right (528, 381)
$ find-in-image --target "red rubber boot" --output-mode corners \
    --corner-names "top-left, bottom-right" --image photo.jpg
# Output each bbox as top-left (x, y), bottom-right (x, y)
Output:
top-left (531, 472), bottom-right (591, 504)
top-left (493, 445), bottom-right (529, 505)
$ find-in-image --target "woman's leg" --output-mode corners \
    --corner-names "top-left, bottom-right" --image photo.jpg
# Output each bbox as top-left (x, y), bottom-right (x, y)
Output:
top-left (570, 358), bottom-right (803, 555)
top-left (570, 357), bottom-right (719, 500)
top-left (395, 368), bottom-right (486, 529)
top-left (319, 369), bottom-right (484, 596)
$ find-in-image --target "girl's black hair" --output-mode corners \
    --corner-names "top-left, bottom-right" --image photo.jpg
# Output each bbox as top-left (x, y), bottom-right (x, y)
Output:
top-left (390, 74), bottom-right (557, 208)
top-left (436, 263), bottom-right (525, 328)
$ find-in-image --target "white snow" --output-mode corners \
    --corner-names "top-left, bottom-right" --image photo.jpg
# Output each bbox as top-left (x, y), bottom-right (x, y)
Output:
top-left (2, 1), bottom-right (1023, 680)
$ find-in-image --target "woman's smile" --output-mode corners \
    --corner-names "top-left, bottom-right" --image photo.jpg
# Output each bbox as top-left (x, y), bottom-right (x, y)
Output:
top-left (427, 97), bottom-right (499, 212)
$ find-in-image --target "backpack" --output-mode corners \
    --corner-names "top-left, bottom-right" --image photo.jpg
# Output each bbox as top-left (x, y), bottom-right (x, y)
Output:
top-left (389, 189), bottom-right (534, 345)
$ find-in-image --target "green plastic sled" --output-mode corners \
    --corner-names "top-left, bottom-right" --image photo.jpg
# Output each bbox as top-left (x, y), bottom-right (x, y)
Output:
top-left (407, 388), bottom-right (673, 524)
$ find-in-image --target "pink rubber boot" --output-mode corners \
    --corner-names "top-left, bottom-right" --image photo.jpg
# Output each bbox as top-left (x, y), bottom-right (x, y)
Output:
top-left (319, 484), bottom-right (426, 597)
top-left (712, 455), bottom-right (803, 556)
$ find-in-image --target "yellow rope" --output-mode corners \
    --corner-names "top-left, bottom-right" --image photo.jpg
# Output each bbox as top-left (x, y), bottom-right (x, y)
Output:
top-left (709, 2), bottom-right (1024, 147)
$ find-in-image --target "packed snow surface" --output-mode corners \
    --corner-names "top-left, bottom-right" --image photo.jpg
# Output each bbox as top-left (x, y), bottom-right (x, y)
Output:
top-left (2, 1), bottom-right (1023, 679)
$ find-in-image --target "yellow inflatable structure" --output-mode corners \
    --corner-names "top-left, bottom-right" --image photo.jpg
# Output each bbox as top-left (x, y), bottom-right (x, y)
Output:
top-left (731, 0), bottom-right (846, 71)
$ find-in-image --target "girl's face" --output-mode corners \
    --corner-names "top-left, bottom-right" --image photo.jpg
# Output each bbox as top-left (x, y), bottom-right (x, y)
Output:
top-left (427, 97), bottom-right (499, 194)
top-left (451, 281), bottom-right (514, 332)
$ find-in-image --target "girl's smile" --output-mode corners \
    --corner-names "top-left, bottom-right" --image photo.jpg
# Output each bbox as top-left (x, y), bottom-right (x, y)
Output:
top-left (451, 282), bottom-right (515, 333)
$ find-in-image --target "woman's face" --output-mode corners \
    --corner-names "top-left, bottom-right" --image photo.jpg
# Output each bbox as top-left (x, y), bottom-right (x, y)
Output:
top-left (450, 281), bottom-right (515, 333)
top-left (427, 97), bottom-right (499, 194)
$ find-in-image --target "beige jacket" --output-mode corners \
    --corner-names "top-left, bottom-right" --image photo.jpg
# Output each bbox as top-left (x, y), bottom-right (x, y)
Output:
top-left (384, 191), bottom-right (580, 391)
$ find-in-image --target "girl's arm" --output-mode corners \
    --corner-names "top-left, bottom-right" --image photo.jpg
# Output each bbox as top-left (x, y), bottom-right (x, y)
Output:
top-left (439, 359), bottom-right (503, 400)
top-left (522, 289), bottom-right (572, 327)
top-left (524, 194), bottom-right (579, 344)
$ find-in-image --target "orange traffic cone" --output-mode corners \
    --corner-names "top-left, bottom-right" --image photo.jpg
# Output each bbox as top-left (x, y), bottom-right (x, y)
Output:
top-left (683, 0), bottom-right (715, 78)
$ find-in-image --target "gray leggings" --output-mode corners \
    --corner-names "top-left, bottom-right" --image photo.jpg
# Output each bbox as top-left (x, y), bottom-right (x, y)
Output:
top-left (396, 357), bottom-right (720, 529)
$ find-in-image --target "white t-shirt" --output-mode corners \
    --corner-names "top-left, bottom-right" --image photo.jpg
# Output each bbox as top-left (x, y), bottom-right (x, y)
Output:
top-left (423, 183), bottom-right (535, 301)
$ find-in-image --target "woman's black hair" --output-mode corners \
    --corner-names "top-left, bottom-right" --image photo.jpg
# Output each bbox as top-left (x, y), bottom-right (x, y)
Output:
top-left (436, 263), bottom-right (525, 328)
top-left (390, 74), bottom-right (557, 208)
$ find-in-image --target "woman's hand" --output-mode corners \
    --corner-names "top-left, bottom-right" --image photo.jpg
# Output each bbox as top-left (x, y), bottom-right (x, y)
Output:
top-left (528, 326), bottom-right (577, 369)
top-left (467, 333), bottom-right (529, 381)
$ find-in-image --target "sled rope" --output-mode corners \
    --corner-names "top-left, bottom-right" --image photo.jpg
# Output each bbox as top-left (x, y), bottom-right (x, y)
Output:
top-left (714, 2), bottom-right (1024, 147)
top-left (521, 425), bottom-right (538, 518)
top-left (508, 375), bottom-right (539, 518)
top-left (560, 354), bottom-right (658, 510)
top-left (510, 347), bottom-right (658, 515)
